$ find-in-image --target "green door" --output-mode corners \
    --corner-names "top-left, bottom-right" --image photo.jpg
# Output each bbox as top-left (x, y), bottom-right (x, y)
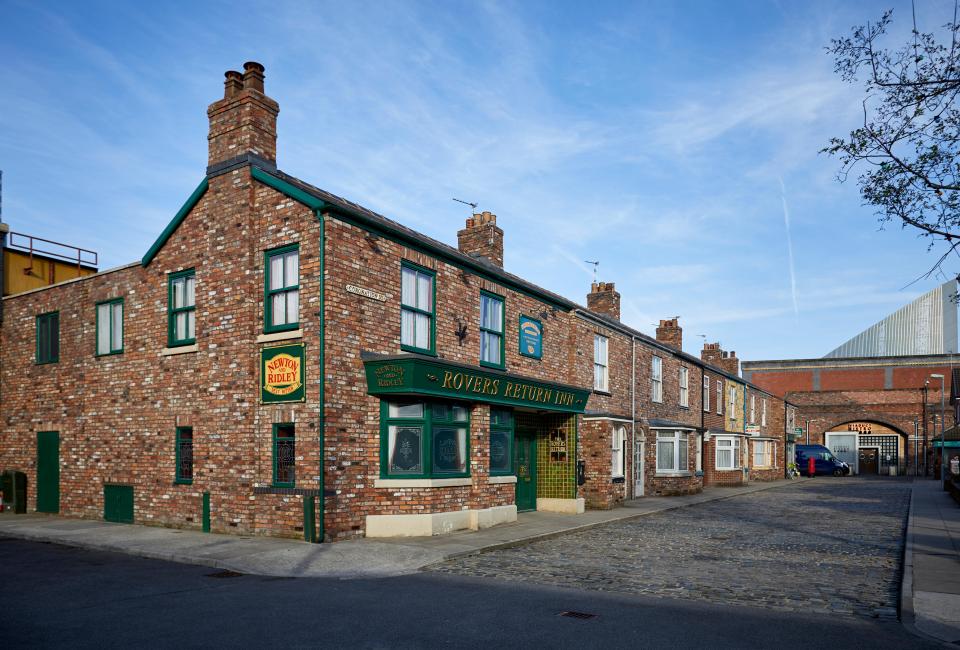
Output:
top-left (515, 428), bottom-right (537, 512)
top-left (104, 485), bottom-right (134, 523)
top-left (36, 431), bottom-right (60, 514)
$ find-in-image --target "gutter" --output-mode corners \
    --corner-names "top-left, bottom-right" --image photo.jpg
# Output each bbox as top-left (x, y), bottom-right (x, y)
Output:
top-left (631, 336), bottom-right (636, 498)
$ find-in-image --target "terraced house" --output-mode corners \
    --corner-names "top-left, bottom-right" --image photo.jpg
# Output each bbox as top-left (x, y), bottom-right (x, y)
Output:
top-left (0, 63), bottom-right (793, 541)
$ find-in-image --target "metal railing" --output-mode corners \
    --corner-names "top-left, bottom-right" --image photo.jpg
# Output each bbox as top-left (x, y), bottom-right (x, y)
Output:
top-left (6, 231), bottom-right (98, 270)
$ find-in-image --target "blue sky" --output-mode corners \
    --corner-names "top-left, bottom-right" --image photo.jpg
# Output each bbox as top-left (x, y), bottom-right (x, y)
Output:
top-left (2, 0), bottom-right (956, 360)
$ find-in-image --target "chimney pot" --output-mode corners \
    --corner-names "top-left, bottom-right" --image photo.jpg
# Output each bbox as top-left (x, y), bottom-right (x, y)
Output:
top-left (242, 61), bottom-right (266, 93)
top-left (224, 70), bottom-right (243, 99)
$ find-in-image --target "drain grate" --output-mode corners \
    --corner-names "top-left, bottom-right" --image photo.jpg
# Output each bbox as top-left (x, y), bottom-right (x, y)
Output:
top-left (559, 611), bottom-right (597, 620)
top-left (205, 570), bottom-right (244, 579)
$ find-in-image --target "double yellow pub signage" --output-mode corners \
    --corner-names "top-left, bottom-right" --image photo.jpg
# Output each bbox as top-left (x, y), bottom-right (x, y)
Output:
top-left (261, 343), bottom-right (306, 403)
top-left (363, 355), bottom-right (590, 413)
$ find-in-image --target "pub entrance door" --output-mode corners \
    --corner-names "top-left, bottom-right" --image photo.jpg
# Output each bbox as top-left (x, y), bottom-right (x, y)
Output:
top-left (515, 426), bottom-right (537, 512)
top-left (859, 447), bottom-right (879, 475)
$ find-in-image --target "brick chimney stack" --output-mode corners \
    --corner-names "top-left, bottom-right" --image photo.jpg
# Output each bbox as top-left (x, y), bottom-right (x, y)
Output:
top-left (587, 282), bottom-right (620, 320)
top-left (656, 318), bottom-right (682, 351)
top-left (701, 342), bottom-right (740, 376)
top-left (457, 211), bottom-right (504, 267)
top-left (207, 61), bottom-right (279, 167)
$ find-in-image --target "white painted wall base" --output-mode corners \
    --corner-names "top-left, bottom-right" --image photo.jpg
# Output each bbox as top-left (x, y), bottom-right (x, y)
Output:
top-left (536, 497), bottom-right (585, 514)
top-left (365, 504), bottom-right (517, 538)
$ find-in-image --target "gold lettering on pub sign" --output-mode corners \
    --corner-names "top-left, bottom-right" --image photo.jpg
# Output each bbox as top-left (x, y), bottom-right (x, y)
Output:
top-left (375, 364), bottom-right (405, 387)
top-left (441, 370), bottom-right (576, 406)
top-left (264, 353), bottom-right (303, 397)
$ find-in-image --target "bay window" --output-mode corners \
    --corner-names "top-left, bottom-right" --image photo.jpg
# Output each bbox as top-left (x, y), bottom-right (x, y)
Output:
top-left (753, 439), bottom-right (775, 468)
top-left (715, 436), bottom-right (741, 470)
top-left (656, 430), bottom-right (689, 473)
top-left (381, 401), bottom-right (469, 478)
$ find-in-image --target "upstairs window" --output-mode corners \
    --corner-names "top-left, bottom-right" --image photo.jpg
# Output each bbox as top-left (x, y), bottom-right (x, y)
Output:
top-left (594, 335), bottom-right (609, 392)
top-left (679, 367), bottom-right (689, 408)
top-left (265, 245), bottom-right (299, 333)
top-left (36, 312), bottom-right (59, 365)
top-left (400, 263), bottom-right (435, 354)
top-left (728, 388), bottom-right (737, 420)
top-left (611, 426), bottom-right (626, 478)
top-left (168, 269), bottom-right (196, 346)
top-left (750, 395), bottom-right (756, 424)
top-left (703, 376), bottom-right (710, 412)
top-left (96, 299), bottom-right (123, 356)
top-left (479, 292), bottom-right (505, 369)
top-left (762, 399), bottom-right (767, 426)
top-left (651, 356), bottom-right (663, 403)
top-left (717, 381), bottom-right (723, 415)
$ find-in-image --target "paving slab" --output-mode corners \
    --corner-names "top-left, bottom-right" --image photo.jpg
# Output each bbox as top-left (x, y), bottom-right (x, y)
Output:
top-left (901, 478), bottom-right (960, 645)
top-left (0, 478), bottom-right (808, 578)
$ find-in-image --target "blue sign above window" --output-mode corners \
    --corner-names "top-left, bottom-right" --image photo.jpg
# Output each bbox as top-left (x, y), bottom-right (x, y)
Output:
top-left (518, 315), bottom-right (543, 359)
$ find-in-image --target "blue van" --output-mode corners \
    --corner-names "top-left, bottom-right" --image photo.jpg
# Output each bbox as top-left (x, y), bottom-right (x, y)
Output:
top-left (795, 445), bottom-right (851, 477)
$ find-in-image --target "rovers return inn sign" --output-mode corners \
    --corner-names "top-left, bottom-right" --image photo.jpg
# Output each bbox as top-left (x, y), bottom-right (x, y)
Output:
top-left (261, 344), bottom-right (306, 403)
top-left (362, 354), bottom-right (590, 413)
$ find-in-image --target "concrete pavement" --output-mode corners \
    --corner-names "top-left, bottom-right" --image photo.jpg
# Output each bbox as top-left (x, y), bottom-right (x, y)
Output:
top-left (0, 478), bottom-right (807, 579)
top-left (902, 478), bottom-right (960, 644)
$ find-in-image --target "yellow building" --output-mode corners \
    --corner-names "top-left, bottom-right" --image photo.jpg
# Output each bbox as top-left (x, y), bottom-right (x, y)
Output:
top-left (3, 228), bottom-right (97, 296)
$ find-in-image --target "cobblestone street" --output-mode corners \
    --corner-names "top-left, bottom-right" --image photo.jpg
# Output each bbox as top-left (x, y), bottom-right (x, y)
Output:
top-left (430, 478), bottom-right (911, 619)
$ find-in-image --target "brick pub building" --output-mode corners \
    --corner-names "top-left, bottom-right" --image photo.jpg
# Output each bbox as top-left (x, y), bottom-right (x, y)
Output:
top-left (0, 64), bottom-right (791, 541)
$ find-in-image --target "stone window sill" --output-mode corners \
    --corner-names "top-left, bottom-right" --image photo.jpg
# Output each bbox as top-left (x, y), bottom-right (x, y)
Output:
top-left (374, 478), bottom-right (472, 488)
top-left (488, 475), bottom-right (517, 484)
top-left (162, 344), bottom-right (198, 356)
top-left (256, 329), bottom-right (303, 344)
top-left (654, 471), bottom-right (693, 478)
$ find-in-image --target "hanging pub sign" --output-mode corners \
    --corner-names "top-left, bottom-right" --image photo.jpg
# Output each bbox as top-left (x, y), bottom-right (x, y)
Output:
top-left (261, 343), bottom-right (306, 403)
top-left (518, 315), bottom-right (543, 359)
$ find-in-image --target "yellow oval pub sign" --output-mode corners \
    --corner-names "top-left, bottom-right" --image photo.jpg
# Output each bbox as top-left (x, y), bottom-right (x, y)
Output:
top-left (261, 343), bottom-right (306, 403)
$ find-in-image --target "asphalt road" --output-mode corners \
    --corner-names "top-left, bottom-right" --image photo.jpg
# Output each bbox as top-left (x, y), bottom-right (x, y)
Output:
top-left (0, 538), bottom-right (940, 649)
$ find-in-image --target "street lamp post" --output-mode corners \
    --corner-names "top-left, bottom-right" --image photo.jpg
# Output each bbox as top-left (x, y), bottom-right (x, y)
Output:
top-left (931, 373), bottom-right (946, 488)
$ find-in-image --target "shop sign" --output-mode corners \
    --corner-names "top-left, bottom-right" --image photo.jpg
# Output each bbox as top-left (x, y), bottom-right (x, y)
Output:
top-left (794, 427), bottom-right (804, 435)
top-left (745, 424), bottom-right (760, 435)
top-left (261, 343), bottom-right (306, 403)
top-left (363, 356), bottom-right (590, 413)
top-left (518, 315), bottom-right (543, 359)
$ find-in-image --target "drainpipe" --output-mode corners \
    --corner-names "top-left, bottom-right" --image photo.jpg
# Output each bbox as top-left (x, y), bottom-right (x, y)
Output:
top-left (630, 335), bottom-right (636, 499)
top-left (316, 209), bottom-right (326, 542)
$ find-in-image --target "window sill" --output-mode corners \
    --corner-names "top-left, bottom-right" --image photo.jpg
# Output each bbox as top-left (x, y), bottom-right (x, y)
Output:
top-left (174, 479), bottom-right (193, 486)
top-left (480, 362), bottom-right (507, 372)
top-left (592, 389), bottom-right (612, 396)
top-left (715, 468), bottom-right (742, 472)
top-left (612, 476), bottom-right (625, 484)
top-left (257, 329), bottom-right (303, 344)
top-left (400, 345), bottom-right (436, 357)
top-left (488, 475), bottom-right (517, 484)
top-left (654, 471), bottom-right (693, 478)
top-left (96, 351), bottom-right (124, 358)
top-left (162, 344), bottom-right (198, 356)
top-left (374, 478), bottom-right (472, 488)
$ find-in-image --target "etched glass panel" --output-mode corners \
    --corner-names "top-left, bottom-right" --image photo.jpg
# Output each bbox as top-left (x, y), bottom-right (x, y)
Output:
top-left (389, 425), bottom-right (422, 474)
top-left (432, 426), bottom-right (466, 474)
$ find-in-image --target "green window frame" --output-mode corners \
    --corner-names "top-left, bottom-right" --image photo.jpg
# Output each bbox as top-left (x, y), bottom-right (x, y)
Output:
top-left (264, 244), bottom-right (300, 334)
top-left (168, 269), bottom-right (196, 346)
top-left (400, 261), bottom-right (436, 355)
top-left (175, 426), bottom-right (193, 484)
top-left (35, 311), bottom-right (59, 365)
top-left (272, 423), bottom-right (296, 487)
top-left (95, 298), bottom-right (123, 356)
top-left (489, 408), bottom-right (514, 476)
top-left (479, 290), bottom-right (505, 369)
top-left (380, 401), bottom-right (470, 479)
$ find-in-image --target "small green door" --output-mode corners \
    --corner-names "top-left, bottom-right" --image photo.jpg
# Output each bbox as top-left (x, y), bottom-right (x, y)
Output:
top-left (515, 428), bottom-right (537, 512)
top-left (104, 485), bottom-right (134, 523)
top-left (36, 431), bottom-right (60, 514)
